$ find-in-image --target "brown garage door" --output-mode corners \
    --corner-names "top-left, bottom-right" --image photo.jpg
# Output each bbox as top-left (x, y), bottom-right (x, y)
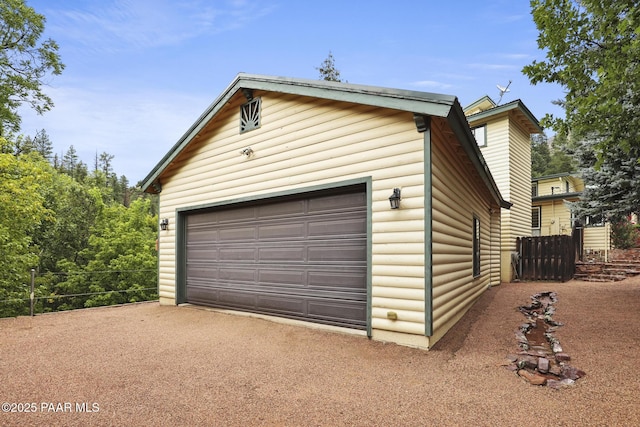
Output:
top-left (185, 186), bottom-right (367, 329)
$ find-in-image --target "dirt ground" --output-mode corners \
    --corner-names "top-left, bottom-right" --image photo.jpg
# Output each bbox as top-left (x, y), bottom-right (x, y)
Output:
top-left (1, 278), bottom-right (639, 426)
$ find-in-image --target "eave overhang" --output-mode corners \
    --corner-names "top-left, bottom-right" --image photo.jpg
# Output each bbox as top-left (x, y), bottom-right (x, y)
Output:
top-left (141, 73), bottom-right (457, 193)
top-left (466, 99), bottom-right (543, 135)
top-left (532, 192), bottom-right (582, 202)
top-left (140, 73), bottom-right (510, 210)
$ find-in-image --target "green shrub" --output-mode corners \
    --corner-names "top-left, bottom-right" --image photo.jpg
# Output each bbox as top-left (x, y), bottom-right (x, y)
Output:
top-left (611, 221), bottom-right (639, 249)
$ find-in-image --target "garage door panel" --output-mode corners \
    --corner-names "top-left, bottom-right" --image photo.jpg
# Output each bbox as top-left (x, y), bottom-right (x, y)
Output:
top-left (186, 229), bottom-right (218, 243)
top-left (258, 269), bottom-right (306, 285)
top-left (258, 246), bottom-right (307, 262)
top-left (215, 206), bottom-right (256, 223)
top-left (258, 295), bottom-right (305, 313)
top-left (186, 285), bottom-right (219, 303)
top-left (187, 267), bottom-right (219, 281)
top-left (308, 192), bottom-right (366, 213)
top-left (308, 244), bottom-right (366, 262)
top-left (219, 268), bottom-right (256, 282)
top-left (258, 222), bottom-right (306, 239)
top-left (307, 300), bottom-right (366, 326)
top-left (185, 186), bottom-right (367, 329)
top-left (258, 199), bottom-right (305, 218)
top-left (308, 217), bottom-right (367, 237)
top-left (219, 247), bottom-right (257, 261)
top-left (186, 247), bottom-right (218, 261)
top-left (308, 270), bottom-right (367, 290)
top-left (218, 290), bottom-right (258, 308)
top-left (219, 226), bottom-right (256, 241)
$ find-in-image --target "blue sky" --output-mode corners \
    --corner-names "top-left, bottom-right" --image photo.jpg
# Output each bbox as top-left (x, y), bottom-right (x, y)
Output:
top-left (19, 0), bottom-right (563, 183)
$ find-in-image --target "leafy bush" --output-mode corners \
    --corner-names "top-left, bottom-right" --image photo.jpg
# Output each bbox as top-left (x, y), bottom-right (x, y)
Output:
top-left (611, 221), bottom-right (639, 249)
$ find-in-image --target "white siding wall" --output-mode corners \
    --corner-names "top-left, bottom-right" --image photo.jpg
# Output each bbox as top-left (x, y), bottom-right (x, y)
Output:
top-left (157, 91), bottom-right (428, 340)
top-left (584, 224), bottom-right (611, 255)
top-left (478, 116), bottom-right (531, 281)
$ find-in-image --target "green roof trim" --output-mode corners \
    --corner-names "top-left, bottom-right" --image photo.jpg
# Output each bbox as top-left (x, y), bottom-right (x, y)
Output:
top-left (532, 192), bottom-right (582, 202)
top-left (140, 73), bottom-right (509, 209)
top-left (532, 172), bottom-right (576, 181)
top-left (466, 99), bottom-right (543, 134)
top-left (463, 95), bottom-right (496, 113)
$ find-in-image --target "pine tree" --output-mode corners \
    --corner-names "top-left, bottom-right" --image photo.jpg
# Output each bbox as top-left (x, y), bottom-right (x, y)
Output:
top-left (316, 51), bottom-right (343, 82)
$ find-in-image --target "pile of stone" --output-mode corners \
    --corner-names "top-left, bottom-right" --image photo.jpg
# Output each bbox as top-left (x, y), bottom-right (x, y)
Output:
top-left (504, 291), bottom-right (586, 389)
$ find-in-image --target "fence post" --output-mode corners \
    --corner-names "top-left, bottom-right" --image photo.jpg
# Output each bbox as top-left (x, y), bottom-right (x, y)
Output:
top-left (30, 268), bottom-right (35, 316)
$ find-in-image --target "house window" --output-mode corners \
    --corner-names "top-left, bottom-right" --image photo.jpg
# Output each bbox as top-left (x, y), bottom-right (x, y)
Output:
top-left (584, 214), bottom-right (604, 227)
top-left (471, 125), bottom-right (486, 147)
top-left (531, 183), bottom-right (538, 197)
top-left (240, 97), bottom-right (261, 133)
top-left (473, 216), bottom-right (480, 277)
top-left (532, 207), bottom-right (541, 229)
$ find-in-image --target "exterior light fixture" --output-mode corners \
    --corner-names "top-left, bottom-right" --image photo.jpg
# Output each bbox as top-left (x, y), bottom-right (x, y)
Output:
top-left (389, 188), bottom-right (401, 209)
top-left (160, 218), bottom-right (169, 231)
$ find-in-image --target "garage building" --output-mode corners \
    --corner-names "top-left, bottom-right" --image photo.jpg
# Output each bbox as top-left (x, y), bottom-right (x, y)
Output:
top-left (141, 74), bottom-right (509, 349)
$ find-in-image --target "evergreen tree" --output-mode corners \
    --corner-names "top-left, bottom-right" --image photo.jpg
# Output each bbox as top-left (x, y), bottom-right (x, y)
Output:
top-left (316, 51), bottom-right (343, 82)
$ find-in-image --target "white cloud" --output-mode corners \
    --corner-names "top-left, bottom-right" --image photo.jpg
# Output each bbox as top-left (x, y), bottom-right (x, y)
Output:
top-left (46, 0), bottom-right (277, 52)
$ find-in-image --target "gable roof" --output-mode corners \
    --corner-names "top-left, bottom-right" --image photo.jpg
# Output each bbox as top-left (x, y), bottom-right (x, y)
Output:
top-left (464, 97), bottom-right (543, 134)
top-left (140, 73), bottom-right (509, 208)
top-left (463, 95), bottom-right (496, 115)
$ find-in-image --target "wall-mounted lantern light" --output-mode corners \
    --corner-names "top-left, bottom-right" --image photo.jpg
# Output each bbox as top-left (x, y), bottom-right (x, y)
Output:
top-left (389, 188), bottom-right (401, 209)
top-left (160, 218), bottom-right (169, 231)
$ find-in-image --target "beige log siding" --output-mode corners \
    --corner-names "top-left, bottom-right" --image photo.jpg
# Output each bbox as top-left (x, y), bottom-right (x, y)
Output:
top-left (157, 91), bottom-right (430, 338)
top-left (535, 176), bottom-right (584, 197)
top-left (535, 200), bottom-right (575, 236)
top-left (429, 117), bottom-right (498, 344)
top-left (584, 223), bottom-right (611, 260)
top-left (477, 116), bottom-right (531, 281)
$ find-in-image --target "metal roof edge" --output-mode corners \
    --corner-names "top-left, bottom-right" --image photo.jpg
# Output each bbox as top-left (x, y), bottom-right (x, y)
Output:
top-left (532, 192), bottom-right (582, 202)
top-left (446, 100), bottom-right (511, 209)
top-left (532, 172), bottom-right (580, 181)
top-left (466, 99), bottom-right (543, 134)
top-left (462, 95), bottom-right (496, 113)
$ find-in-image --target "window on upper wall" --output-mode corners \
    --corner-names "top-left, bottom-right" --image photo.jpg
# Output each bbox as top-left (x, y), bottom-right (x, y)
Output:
top-left (473, 216), bottom-right (481, 277)
top-left (532, 183), bottom-right (538, 197)
top-left (240, 97), bottom-right (261, 133)
top-left (471, 125), bottom-right (486, 147)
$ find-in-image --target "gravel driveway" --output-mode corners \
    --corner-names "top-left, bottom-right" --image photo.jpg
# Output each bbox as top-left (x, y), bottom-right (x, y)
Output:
top-left (1, 278), bottom-right (639, 426)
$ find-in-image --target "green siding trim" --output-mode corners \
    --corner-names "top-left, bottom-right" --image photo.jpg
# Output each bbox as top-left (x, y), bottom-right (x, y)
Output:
top-left (175, 211), bottom-right (187, 304)
top-left (422, 119), bottom-right (434, 337)
top-left (365, 178), bottom-right (373, 339)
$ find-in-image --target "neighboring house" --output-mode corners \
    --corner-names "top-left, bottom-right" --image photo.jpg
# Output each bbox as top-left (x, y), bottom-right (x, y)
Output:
top-left (532, 173), bottom-right (612, 260)
top-left (141, 73), bottom-right (509, 349)
top-left (464, 96), bottom-right (543, 282)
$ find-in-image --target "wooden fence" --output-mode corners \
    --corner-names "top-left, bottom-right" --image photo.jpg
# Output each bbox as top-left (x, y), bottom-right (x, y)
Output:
top-left (516, 235), bottom-right (576, 282)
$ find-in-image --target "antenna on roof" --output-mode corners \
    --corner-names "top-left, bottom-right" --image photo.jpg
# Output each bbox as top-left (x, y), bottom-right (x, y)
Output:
top-left (496, 80), bottom-right (512, 104)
